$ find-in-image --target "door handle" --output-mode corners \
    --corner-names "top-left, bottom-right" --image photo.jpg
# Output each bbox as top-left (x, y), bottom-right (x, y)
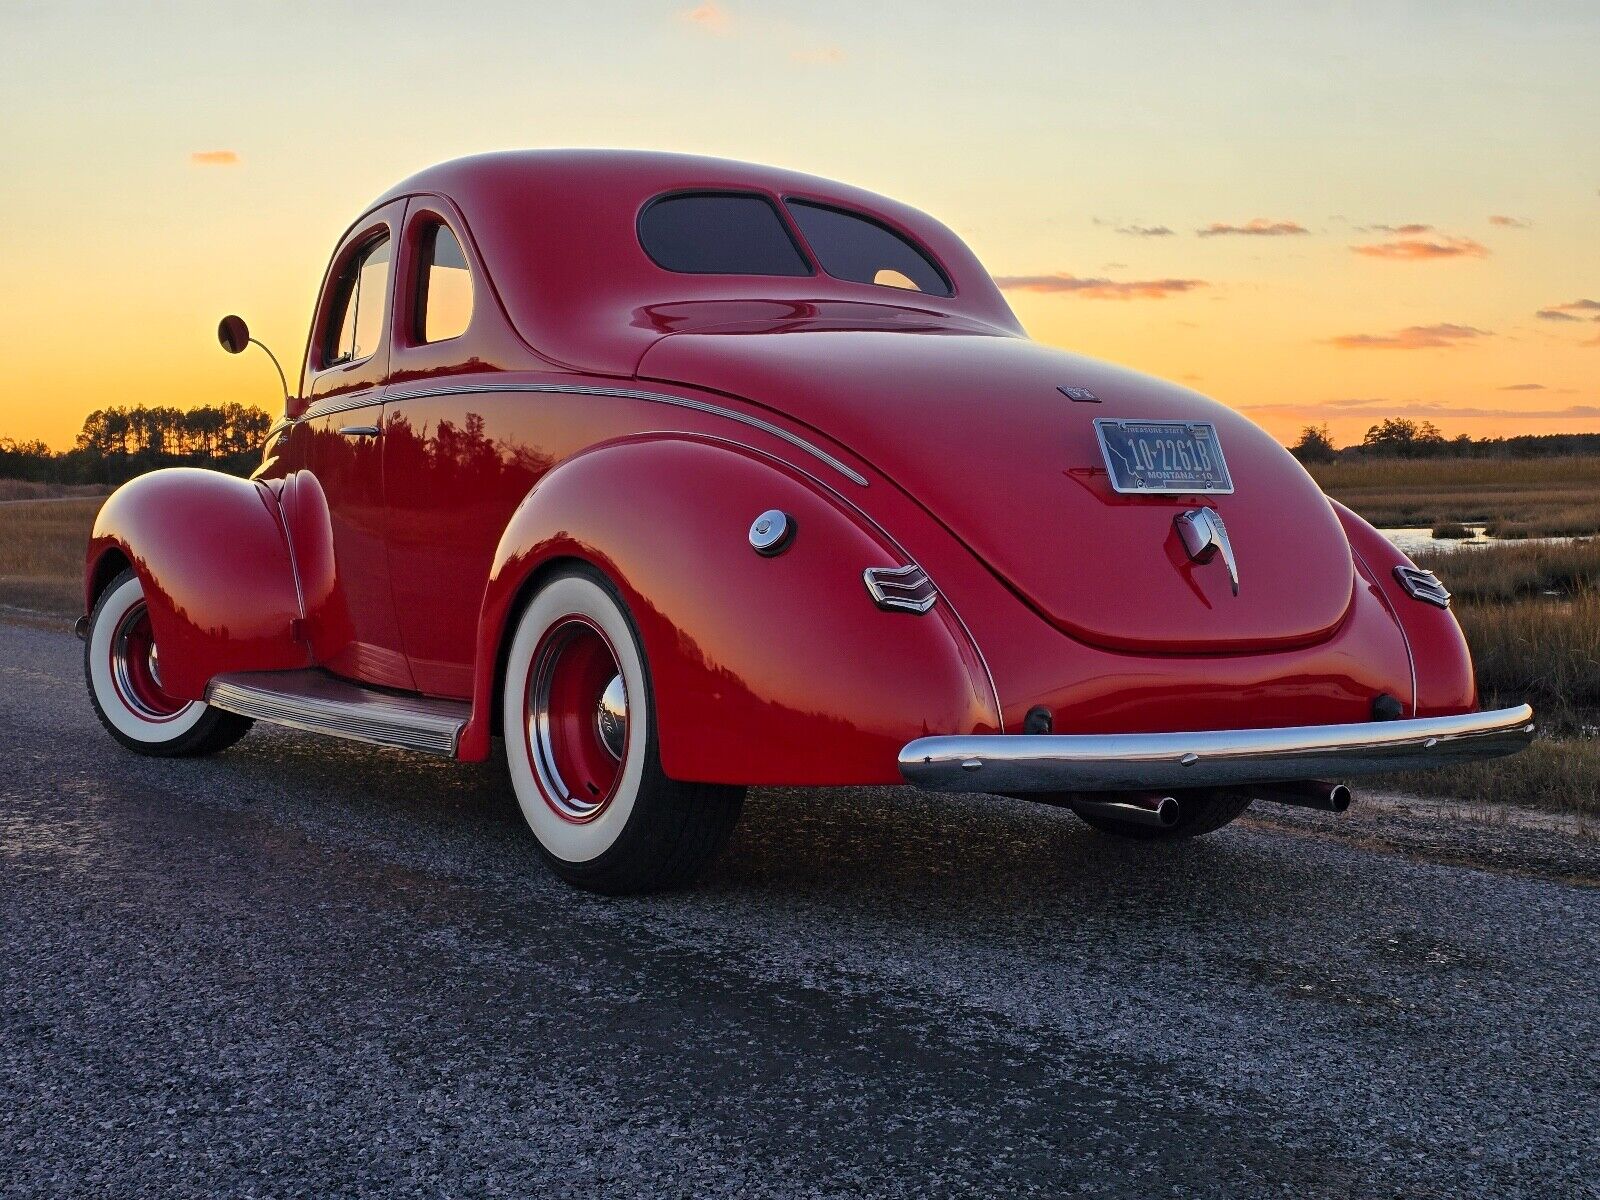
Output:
top-left (337, 424), bottom-right (381, 438)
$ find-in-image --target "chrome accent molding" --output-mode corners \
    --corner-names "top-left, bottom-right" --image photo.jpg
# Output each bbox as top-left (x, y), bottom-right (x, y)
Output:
top-left (864, 563), bottom-right (938, 613)
top-left (379, 382), bottom-right (869, 486)
top-left (899, 704), bottom-right (1534, 793)
top-left (300, 394), bottom-right (385, 422)
top-left (1394, 565), bottom-right (1452, 609)
top-left (206, 670), bottom-right (470, 756)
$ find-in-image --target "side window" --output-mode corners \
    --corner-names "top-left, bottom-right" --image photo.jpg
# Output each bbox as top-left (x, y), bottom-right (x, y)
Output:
top-left (415, 223), bottom-right (474, 343)
top-left (323, 235), bottom-right (392, 366)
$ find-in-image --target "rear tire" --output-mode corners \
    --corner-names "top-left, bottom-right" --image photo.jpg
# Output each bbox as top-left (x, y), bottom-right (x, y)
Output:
top-left (1067, 790), bottom-right (1252, 841)
top-left (502, 565), bottom-right (744, 894)
top-left (84, 570), bottom-right (253, 757)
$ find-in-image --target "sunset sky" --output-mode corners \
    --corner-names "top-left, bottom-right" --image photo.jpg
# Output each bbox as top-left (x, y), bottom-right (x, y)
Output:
top-left (2, 0), bottom-right (1597, 450)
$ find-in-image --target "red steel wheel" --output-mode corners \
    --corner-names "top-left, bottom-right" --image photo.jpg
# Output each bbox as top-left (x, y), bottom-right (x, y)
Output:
top-left (84, 569), bottom-right (253, 757)
top-left (502, 565), bottom-right (745, 894)
top-left (524, 616), bottom-right (630, 822)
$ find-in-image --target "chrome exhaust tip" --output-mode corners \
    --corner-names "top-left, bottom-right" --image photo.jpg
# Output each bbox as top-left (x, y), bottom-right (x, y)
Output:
top-left (1070, 792), bottom-right (1181, 828)
top-left (1252, 780), bottom-right (1353, 813)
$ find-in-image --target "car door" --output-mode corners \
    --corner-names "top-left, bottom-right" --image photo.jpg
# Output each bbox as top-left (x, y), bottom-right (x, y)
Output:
top-left (379, 202), bottom-right (544, 697)
top-left (297, 200), bottom-right (414, 690)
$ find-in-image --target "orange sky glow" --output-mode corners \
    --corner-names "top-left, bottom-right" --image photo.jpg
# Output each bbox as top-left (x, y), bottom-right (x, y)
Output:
top-left (1, 1), bottom-right (1596, 451)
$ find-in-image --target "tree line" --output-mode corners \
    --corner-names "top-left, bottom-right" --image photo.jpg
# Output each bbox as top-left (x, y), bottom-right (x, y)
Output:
top-left (0, 404), bottom-right (272, 485)
top-left (1289, 419), bottom-right (1600, 464)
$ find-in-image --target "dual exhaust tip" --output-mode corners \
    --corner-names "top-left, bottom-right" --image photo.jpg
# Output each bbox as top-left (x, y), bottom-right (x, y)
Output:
top-left (1070, 780), bottom-right (1353, 828)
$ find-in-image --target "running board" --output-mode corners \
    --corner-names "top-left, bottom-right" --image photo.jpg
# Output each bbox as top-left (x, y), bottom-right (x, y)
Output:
top-left (206, 670), bottom-right (470, 756)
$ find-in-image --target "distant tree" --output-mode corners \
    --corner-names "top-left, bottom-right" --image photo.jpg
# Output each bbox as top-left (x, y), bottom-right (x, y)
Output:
top-left (1289, 424), bottom-right (1338, 464)
top-left (1361, 418), bottom-right (1448, 458)
top-left (1, 403), bottom-right (279, 485)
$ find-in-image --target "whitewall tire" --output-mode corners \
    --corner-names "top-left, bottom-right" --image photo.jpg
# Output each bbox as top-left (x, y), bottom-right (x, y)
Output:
top-left (84, 570), bottom-right (252, 757)
top-left (502, 565), bottom-right (744, 894)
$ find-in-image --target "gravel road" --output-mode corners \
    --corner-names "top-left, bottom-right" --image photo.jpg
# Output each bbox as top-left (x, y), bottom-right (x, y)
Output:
top-left (2, 617), bottom-right (1595, 1198)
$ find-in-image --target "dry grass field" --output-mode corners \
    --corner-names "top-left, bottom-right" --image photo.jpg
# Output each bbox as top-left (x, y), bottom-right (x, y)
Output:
top-left (0, 473), bottom-right (1594, 816)
top-left (0, 495), bottom-right (102, 615)
top-left (1309, 455), bottom-right (1600, 538)
top-left (0, 479), bottom-right (111, 502)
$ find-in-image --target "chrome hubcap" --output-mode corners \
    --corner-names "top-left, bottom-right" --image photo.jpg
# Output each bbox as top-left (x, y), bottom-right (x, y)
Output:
top-left (595, 673), bottom-right (628, 760)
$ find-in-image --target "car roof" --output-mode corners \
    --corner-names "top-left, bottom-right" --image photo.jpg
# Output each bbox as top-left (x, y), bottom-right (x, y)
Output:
top-left (366, 150), bottom-right (1021, 375)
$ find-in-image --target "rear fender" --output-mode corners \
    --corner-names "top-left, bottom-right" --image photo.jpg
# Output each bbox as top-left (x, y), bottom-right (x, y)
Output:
top-left (1332, 500), bottom-right (1474, 716)
top-left (462, 435), bottom-right (999, 780)
top-left (85, 468), bottom-right (309, 700)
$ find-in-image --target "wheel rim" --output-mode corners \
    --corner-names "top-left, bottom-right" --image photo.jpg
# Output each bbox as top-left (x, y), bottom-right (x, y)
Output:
top-left (109, 600), bottom-right (187, 721)
top-left (524, 616), bottom-right (629, 822)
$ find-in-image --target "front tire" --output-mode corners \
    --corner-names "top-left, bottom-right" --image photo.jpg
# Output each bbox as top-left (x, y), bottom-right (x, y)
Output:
top-left (84, 570), bottom-right (253, 757)
top-left (502, 565), bottom-right (744, 894)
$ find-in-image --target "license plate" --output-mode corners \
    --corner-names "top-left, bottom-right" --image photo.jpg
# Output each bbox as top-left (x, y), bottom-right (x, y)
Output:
top-left (1093, 419), bottom-right (1234, 494)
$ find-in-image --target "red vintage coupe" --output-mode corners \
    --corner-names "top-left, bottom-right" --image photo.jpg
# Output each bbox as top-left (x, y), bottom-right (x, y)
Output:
top-left (82, 151), bottom-right (1532, 892)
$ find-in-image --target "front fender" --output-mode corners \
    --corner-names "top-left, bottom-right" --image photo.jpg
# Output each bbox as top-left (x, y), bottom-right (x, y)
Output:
top-left (1332, 500), bottom-right (1475, 717)
top-left (86, 468), bottom-right (309, 701)
top-left (462, 435), bottom-right (999, 781)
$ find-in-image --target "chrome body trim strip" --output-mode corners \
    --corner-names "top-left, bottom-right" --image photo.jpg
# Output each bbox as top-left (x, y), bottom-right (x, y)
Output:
top-left (380, 382), bottom-right (870, 486)
top-left (1348, 540), bottom-right (1419, 717)
top-left (257, 481), bottom-right (307, 632)
top-left (300, 394), bottom-right (384, 422)
top-left (206, 669), bottom-right (470, 756)
top-left (899, 704), bottom-right (1535, 793)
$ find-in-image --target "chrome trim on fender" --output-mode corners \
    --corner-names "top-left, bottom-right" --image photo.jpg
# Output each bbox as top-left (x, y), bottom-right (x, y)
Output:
top-left (379, 382), bottom-right (870, 486)
top-left (1394, 565), bottom-right (1452, 609)
top-left (899, 704), bottom-right (1535, 793)
top-left (864, 563), bottom-right (938, 612)
top-left (207, 669), bottom-right (470, 756)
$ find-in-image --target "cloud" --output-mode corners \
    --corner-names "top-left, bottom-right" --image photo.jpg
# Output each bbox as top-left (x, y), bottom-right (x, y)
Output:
top-left (1116, 224), bottom-right (1174, 237)
top-left (1327, 323), bottom-right (1491, 350)
top-left (678, 2), bottom-right (730, 33)
top-left (1536, 299), bottom-right (1600, 322)
top-left (791, 45), bottom-right (844, 64)
top-left (1489, 214), bottom-right (1532, 228)
top-left (1498, 383), bottom-right (1546, 390)
top-left (993, 273), bottom-right (1207, 299)
top-left (1243, 398), bottom-right (1600, 421)
top-left (1350, 235), bottom-right (1489, 260)
top-left (189, 150), bottom-right (239, 166)
top-left (1358, 223), bottom-right (1434, 235)
top-left (1196, 219), bottom-right (1309, 238)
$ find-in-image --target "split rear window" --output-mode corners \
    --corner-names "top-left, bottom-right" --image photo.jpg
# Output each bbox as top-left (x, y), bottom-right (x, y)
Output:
top-left (638, 194), bottom-right (810, 277)
top-left (638, 192), bottom-right (952, 296)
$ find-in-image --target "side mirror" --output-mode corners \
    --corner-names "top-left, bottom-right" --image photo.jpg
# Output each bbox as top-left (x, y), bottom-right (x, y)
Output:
top-left (218, 314), bottom-right (251, 354)
top-left (217, 313), bottom-right (290, 405)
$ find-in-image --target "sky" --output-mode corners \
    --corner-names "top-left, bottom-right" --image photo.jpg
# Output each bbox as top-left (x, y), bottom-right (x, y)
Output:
top-left (1, 0), bottom-right (1597, 450)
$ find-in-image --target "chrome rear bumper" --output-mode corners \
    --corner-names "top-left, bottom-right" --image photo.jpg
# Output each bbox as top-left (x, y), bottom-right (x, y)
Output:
top-left (899, 705), bottom-right (1534, 793)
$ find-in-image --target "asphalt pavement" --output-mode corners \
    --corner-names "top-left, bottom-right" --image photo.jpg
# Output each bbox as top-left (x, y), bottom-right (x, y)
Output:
top-left (1, 616), bottom-right (1596, 1198)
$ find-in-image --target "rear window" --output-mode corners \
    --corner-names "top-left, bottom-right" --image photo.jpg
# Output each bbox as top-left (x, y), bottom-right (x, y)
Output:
top-left (785, 200), bottom-right (951, 296)
top-left (638, 193), bottom-right (811, 277)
